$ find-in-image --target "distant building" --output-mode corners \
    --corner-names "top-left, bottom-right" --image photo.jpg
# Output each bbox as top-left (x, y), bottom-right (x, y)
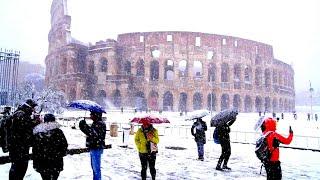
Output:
top-left (45, 0), bottom-right (295, 112)
top-left (0, 49), bottom-right (20, 105)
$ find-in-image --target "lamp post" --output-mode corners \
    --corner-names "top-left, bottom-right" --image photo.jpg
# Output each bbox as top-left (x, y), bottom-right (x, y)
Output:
top-left (309, 81), bottom-right (314, 120)
top-left (210, 76), bottom-right (213, 117)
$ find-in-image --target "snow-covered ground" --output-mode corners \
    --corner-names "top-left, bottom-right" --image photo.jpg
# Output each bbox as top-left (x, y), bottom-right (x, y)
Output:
top-left (0, 108), bottom-right (320, 179)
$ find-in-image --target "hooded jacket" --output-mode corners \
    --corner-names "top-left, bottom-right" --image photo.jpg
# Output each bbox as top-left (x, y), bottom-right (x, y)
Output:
top-left (191, 119), bottom-right (207, 144)
top-left (79, 119), bottom-right (106, 149)
top-left (263, 118), bottom-right (293, 162)
top-left (32, 122), bottom-right (68, 173)
top-left (135, 125), bottom-right (159, 153)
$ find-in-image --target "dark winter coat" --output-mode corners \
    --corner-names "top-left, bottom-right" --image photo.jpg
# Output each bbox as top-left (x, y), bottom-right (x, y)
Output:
top-left (216, 117), bottom-right (236, 144)
top-left (8, 110), bottom-right (40, 162)
top-left (32, 122), bottom-right (68, 173)
top-left (79, 119), bottom-right (106, 149)
top-left (191, 120), bottom-right (207, 144)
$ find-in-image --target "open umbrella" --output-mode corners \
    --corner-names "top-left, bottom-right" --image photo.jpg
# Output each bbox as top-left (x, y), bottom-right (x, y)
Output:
top-left (68, 100), bottom-right (106, 113)
top-left (254, 116), bottom-right (266, 131)
top-left (131, 115), bottom-right (170, 124)
top-left (185, 110), bottom-right (209, 121)
top-left (210, 109), bottom-right (238, 127)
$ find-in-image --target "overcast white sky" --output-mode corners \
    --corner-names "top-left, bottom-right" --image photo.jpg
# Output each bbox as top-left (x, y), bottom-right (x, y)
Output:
top-left (0, 0), bottom-right (319, 92)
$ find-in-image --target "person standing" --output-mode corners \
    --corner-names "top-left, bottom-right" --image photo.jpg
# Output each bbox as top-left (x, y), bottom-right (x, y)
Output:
top-left (134, 119), bottom-right (159, 180)
top-left (7, 99), bottom-right (40, 180)
top-left (33, 114), bottom-right (68, 180)
top-left (263, 118), bottom-right (293, 180)
top-left (191, 118), bottom-right (207, 161)
top-left (79, 111), bottom-right (106, 180)
top-left (215, 117), bottom-right (236, 171)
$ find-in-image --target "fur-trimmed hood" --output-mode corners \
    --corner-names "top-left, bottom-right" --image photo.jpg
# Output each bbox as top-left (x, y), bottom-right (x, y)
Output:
top-left (33, 121), bottom-right (61, 134)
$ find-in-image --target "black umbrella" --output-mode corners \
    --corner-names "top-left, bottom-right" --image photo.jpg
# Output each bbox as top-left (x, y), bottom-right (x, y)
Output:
top-left (210, 109), bottom-right (238, 127)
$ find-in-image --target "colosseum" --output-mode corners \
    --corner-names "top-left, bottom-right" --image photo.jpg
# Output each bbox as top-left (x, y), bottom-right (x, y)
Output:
top-left (45, 0), bottom-right (295, 113)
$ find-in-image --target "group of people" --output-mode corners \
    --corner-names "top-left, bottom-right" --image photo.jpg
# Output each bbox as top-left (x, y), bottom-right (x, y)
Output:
top-left (0, 99), bottom-right (106, 180)
top-left (1, 100), bottom-right (295, 180)
top-left (190, 116), bottom-right (294, 180)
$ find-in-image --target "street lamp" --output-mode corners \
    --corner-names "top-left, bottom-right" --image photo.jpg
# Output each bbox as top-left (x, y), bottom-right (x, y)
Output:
top-left (309, 81), bottom-right (314, 120)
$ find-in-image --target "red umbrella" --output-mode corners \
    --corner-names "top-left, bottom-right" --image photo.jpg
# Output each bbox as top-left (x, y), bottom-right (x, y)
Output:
top-left (130, 115), bottom-right (170, 124)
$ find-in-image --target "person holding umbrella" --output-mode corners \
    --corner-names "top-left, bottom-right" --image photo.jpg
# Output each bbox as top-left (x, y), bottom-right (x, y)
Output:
top-left (191, 117), bottom-right (207, 161)
top-left (134, 118), bottom-right (159, 180)
top-left (79, 110), bottom-right (106, 180)
top-left (215, 116), bottom-right (236, 171)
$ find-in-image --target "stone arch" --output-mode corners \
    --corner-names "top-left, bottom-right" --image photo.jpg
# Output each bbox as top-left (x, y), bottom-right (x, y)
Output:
top-left (255, 96), bottom-right (263, 112)
top-left (272, 98), bottom-right (278, 112)
top-left (178, 60), bottom-right (187, 77)
top-left (88, 61), bottom-right (94, 74)
top-left (244, 66), bottom-right (252, 82)
top-left (193, 92), bottom-right (203, 110)
top-left (150, 60), bottom-right (159, 80)
top-left (124, 60), bottom-right (131, 75)
top-left (234, 64), bottom-right (241, 89)
top-left (96, 90), bottom-right (107, 107)
top-left (164, 59), bottom-right (174, 80)
top-left (112, 89), bottom-right (121, 108)
top-left (244, 95), bottom-right (252, 112)
top-left (233, 94), bottom-right (241, 111)
top-left (100, 58), bottom-right (108, 72)
top-left (279, 98), bottom-right (283, 112)
top-left (264, 97), bottom-right (271, 112)
top-left (193, 61), bottom-right (203, 77)
top-left (179, 92), bottom-right (188, 112)
top-left (135, 91), bottom-right (147, 111)
top-left (163, 91), bottom-right (173, 111)
top-left (221, 94), bottom-right (230, 110)
top-left (221, 63), bottom-right (229, 82)
top-left (69, 88), bottom-right (76, 102)
top-left (207, 93), bottom-right (216, 111)
top-left (255, 67), bottom-right (262, 87)
top-left (208, 63), bottom-right (216, 82)
top-left (265, 69), bottom-right (271, 88)
top-left (136, 59), bottom-right (145, 76)
top-left (148, 90), bottom-right (159, 111)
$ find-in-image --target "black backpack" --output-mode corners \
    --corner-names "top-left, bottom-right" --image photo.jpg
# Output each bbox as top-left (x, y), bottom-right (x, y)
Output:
top-left (255, 131), bottom-right (273, 163)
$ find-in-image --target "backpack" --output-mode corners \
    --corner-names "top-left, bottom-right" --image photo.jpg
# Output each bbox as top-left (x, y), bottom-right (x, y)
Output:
top-left (213, 128), bottom-right (220, 144)
top-left (0, 115), bottom-right (13, 153)
top-left (255, 131), bottom-right (273, 163)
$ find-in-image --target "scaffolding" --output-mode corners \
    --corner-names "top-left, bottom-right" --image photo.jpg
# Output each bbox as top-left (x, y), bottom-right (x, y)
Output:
top-left (0, 48), bottom-right (20, 105)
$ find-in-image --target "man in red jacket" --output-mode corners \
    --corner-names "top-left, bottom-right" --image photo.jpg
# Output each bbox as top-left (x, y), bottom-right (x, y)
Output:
top-left (263, 118), bottom-right (293, 180)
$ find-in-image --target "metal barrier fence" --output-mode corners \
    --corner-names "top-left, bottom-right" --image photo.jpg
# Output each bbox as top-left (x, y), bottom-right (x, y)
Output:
top-left (108, 122), bottom-right (320, 151)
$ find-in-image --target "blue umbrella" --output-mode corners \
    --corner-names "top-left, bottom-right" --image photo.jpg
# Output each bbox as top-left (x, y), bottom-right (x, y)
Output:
top-left (68, 100), bottom-right (106, 113)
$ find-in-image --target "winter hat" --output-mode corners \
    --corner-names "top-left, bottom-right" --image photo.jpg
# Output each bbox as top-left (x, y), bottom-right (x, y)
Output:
top-left (44, 113), bottom-right (56, 122)
top-left (264, 117), bottom-right (277, 131)
top-left (25, 99), bottom-right (38, 108)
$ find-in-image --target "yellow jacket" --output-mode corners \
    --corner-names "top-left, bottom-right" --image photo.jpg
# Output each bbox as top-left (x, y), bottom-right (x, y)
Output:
top-left (134, 127), bottom-right (159, 153)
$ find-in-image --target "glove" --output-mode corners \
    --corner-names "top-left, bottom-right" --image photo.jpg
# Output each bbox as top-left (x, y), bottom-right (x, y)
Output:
top-left (289, 126), bottom-right (293, 134)
top-left (79, 119), bottom-right (86, 128)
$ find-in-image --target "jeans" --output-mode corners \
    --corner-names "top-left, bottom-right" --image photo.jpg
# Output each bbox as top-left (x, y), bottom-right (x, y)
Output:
top-left (139, 153), bottom-right (156, 180)
top-left (9, 160), bottom-right (29, 180)
top-left (90, 149), bottom-right (103, 180)
top-left (196, 142), bottom-right (204, 158)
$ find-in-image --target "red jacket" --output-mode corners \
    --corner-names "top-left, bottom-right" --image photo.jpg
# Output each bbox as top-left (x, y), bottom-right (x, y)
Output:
top-left (263, 131), bottom-right (293, 162)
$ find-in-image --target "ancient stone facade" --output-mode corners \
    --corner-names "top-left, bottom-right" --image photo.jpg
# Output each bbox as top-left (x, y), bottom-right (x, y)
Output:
top-left (45, 0), bottom-right (295, 112)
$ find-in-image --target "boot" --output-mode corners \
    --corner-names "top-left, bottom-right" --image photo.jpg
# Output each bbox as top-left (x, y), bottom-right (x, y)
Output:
top-left (222, 164), bottom-right (231, 170)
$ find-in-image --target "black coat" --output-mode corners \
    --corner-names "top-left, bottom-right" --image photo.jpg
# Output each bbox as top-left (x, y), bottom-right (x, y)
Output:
top-left (8, 110), bottom-right (39, 162)
top-left (79, 119), bottom-right (106, 149)
top-left (191, 120), bottom-right (207, 144)
top-left (32, 122), bottom-right (68, 173)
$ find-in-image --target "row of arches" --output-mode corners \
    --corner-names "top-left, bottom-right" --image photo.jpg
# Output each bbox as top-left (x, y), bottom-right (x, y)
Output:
top-left (93, 89), bottom-right (294, 112)
top-left (90, 57), bottom-right (294, 88)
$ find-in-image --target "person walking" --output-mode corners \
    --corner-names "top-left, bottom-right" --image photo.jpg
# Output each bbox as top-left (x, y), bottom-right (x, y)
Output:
top-left (134, 119), bottom-right (159, 180)
top-left (215, 117), bottom-right (236, 171)
top-left (79, 111), bottom-right (106, 180)
top-left (7, 99), bottom-right (40, 180)
top-left (191, 118), bottom-right (207, 161)
top-left (263, 117), bottom-right (293, 180)
top-left (32, 114), bottom-right (68, 180)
